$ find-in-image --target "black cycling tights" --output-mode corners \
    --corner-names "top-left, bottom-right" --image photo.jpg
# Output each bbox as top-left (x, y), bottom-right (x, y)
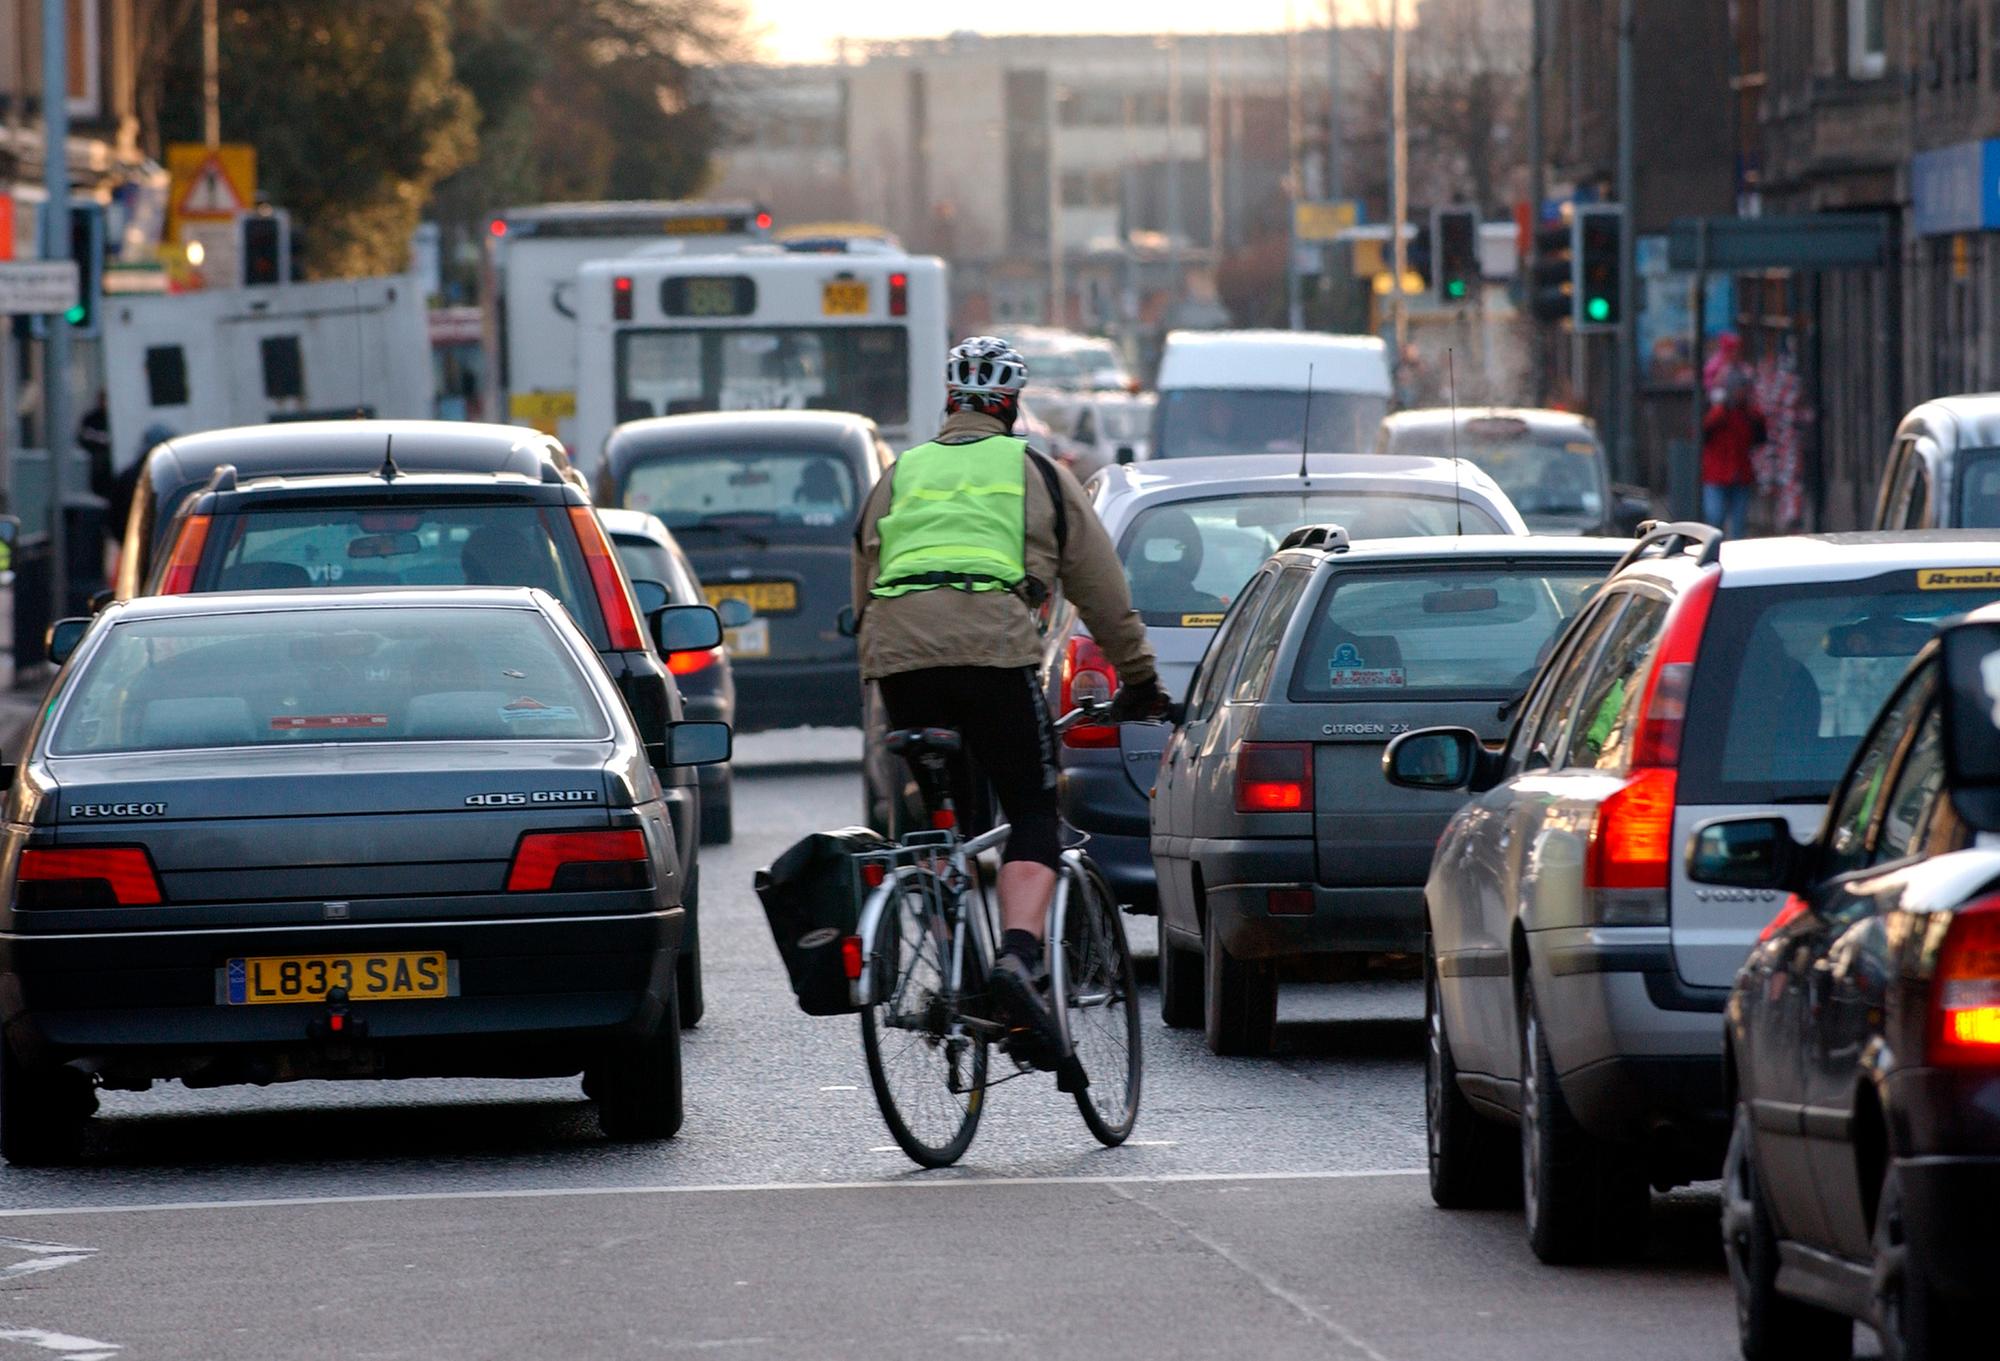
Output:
top-left (877, 665), bottom-right (1061, 870)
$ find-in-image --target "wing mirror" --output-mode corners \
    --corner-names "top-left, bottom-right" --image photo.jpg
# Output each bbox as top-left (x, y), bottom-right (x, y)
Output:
top-left (648, 720), bottom-right (733, 768)
top-left (1383, 727), bottom-right (1504, 793)
top-left (1686, 815), bottom-right (1806, 892)
top-left (629, 577), bottom-right (670, 615)
top-left (651, 603), bottom-right (723, 655)
top-left (714, 597), bottom-right (753, 629)
top-left (45, 616), bottom-right (89, 666)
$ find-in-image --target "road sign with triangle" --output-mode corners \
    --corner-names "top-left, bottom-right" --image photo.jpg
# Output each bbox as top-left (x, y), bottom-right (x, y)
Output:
top-left (167, 142), bottom-right (256, 232)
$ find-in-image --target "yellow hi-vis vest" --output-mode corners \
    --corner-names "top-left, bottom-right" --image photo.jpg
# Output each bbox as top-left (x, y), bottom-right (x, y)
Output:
top-left (871, 436), bottom-right (1028, 598)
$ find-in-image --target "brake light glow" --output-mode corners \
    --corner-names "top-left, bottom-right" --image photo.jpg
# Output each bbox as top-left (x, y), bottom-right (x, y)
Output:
top-left (505, 829), bottom-right (649, 893)
top-left (1630, 571), bottom-right (1719, 768)
top-left (567, 507), bottom-right (647, 652)
top-left (612, 274), bottom-right (634, 321)
top-left (840, 934), bottom-right (864, 980)
top-left (1587, 766), bottom-right (1677, 890)
top-left (489, 218), bottom-right (508, 237)
top-left (1236, 743), bottom-right (1314, 814)
top-left (1933, 896), bottom-right (2000, 1065)
top-left (158, 514), bottom-right (212, 595)
top-left (1759, 893), bottom-right (1811, 942)
top-left (18, 846), bottom-right (163, 908)
top-left (755, 211), bottom-right (774, 231)
top-left (888, 271), bottom-right (908, 317)
top-left (667, 647), bottom-right (720, 676)
top-left (1060, 635), bottom-right (1119, 748)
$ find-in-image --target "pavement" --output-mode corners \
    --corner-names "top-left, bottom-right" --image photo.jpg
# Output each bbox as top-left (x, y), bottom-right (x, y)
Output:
top-left (0, 747), bottom-right (1877, 1358)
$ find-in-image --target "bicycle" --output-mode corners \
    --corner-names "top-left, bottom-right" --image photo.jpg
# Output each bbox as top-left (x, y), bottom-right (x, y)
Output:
top-left (850, 705), bottom-right (1142, 1168)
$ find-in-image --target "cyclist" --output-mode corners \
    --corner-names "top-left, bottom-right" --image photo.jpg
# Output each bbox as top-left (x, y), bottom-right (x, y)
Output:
top-left (852, 335), bottom-right (1165, 1061)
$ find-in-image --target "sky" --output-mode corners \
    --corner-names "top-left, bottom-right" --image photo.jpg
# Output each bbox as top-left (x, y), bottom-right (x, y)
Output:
top-left (747, 1), bottom-right (1389, 64)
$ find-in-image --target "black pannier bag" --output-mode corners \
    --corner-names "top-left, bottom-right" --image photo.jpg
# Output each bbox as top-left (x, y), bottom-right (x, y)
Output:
top-left (755, 826), bottom-right (890, 1015)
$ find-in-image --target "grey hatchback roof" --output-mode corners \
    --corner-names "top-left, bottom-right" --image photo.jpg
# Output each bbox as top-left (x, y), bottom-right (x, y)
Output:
top-left (1090, 453), bottom-right (1529, 534)
top-left (1625, 529), bottom-right (2000, 590)
top-left (1277, 532), bottom-right (1632, 564)
top-left (101, 584), bottom-right (580, 623)
top-left (145, 420), bottom-right (570, 487)
top-left (1893, 394), bottom-right (2000, 452)
top-left (601, 411), bottom-right (880, 484)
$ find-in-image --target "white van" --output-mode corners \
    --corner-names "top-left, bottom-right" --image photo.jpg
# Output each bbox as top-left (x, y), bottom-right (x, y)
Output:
top-left (1152, 329), bottom-right (1392, 459)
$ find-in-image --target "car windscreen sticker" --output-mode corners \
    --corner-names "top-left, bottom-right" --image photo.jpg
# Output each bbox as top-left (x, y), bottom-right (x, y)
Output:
top-left (1918, 567), bottom-right (2000, 590)
top-left (270, 714), bottom-right (389, 731)
top-left (1180, 612), bottom-right (1225, 627)
top-left (1327, 642), bottom-right (1406, 689)
top-left (500, 697), bottom-right (580, 723)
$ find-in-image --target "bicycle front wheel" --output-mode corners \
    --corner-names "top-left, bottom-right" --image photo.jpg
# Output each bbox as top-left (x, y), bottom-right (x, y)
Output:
top-left (1060, 856), bottom-right (1142, 1146)
top-left (860, 868), bottom-right (988, 1168)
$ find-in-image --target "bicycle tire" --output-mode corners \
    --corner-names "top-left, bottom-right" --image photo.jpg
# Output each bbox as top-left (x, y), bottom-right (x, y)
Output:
top-left (860, 867), bottom-right (989, 1168)
top-left (1061, 855), bottom-right (1142, 1147)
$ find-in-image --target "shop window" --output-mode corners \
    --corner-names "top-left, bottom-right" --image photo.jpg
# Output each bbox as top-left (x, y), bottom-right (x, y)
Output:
top-left (1849, 0), bottom-right (1886, 80)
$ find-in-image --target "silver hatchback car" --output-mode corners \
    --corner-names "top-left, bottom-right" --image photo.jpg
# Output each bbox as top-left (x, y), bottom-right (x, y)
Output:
top-left (1039, 453), bottom-right (1528, 915)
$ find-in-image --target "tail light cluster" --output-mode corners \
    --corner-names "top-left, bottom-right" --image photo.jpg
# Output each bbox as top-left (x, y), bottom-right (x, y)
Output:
top-left (158, 514), bottom-right (212, 595)
top-left (567, 507), bottom-right (648, 653)
top-left (1061, 635), bottom-right (1119, 749)
top-left (1584, 571), bottom-right (1719, 906)
top-left (1236, 743), bottom-right (1314, 814)
top-left (18, 846), bottom-right (163, 908)
top-left (612, 274), bottom-right (634, 321)
top-left (888, 271), bottom-right (909, 317)
top-left (667, 646), bottom-right (721, 677)
top-left (506, 828), bottom-right (650, 893)
top-left (1932, 898), bottom-right (2000, 1065)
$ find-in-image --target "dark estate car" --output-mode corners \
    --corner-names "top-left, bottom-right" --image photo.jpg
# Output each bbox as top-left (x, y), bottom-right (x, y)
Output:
top-left (146, 461), bottom-right (719, 1026)
top-left (599, 411), bottom-right (895, 732)
top-left (0, 589), bottom-right (730, 1164)
top-left (1689, 606), bottom-right (2000, 1361)
top-left (1151, 531), bottom-right (1626, 1055)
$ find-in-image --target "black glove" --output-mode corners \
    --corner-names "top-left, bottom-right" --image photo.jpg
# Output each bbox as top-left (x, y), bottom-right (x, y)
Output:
top-left (1105, 678), bottom-right (1170, 724)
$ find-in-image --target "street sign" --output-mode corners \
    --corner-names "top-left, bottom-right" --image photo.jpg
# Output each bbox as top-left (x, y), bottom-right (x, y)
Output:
top-left (0, 260), bottom-right (79, 314)
top-left (1664, 214), bottom-right (1891, 271)
top-left (1295, 200), bottom-right (1360, 243)
top-left (166, 142), bottom-right (256, 237)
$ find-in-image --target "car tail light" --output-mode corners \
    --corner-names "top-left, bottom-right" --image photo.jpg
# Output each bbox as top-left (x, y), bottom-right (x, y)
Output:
top-left (755, 211), bottom-right (773, 231)
top-left (667, 647), bottom-right (720, 676)
top-left (1586, 766), bottom-right (1677, 891)
top-left (567, 507), bottom-right (647, 652)
top-left (1060, 635), bottom-right (1119, 749)
top-left (1267, 888), bottom-right (1314, 915)
top-left (158, 514), bottom-right (212, 595)
top-left (506, 828), bottom-right (650, 893)
top-left (18, 846), bottom-right (163, 908)
top-left (1759, 893), bottom-right (1811, 943)
top-left (841, 934), bottom-right (864, 980)
top-left (1932, 896), bottom-right (2000, 1065)
top-left (1630, 571), bottom-right (1719, 768)
top-left (488, 218), bottom-right (508, 238)
top-left (612, 275), bottom-right (634, 321)
top-left (1236, 743), bottom-right (1313, 813)
top-left (888, 271), bottom-right (908, 316)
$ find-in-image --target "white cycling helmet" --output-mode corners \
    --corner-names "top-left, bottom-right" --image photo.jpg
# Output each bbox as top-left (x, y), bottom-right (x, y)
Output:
top-left (946, 336), bottom-right (1028, 396)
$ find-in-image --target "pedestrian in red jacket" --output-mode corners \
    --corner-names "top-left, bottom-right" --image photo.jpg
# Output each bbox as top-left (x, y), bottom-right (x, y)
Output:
top-left (1701, 340), bottom-right (1764, 538)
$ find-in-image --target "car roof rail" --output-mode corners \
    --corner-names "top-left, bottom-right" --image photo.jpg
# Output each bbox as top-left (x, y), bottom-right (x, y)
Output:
top-left (205, 463), bottom-right (238, 493)
top-left (1612, 519), bottom-right (1723, 575)
top-left (1278, 523), bottom-right (1351, 554)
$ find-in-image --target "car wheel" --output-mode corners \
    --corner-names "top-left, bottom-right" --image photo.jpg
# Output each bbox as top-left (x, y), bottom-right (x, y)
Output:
top-left (1873, 1160), bottom-right (1977, 1361)
top-left (699, 771), bottom-right (734, 845)
top-left (1519, 977), bottom-right (1648, 1264)
top-left (1203, 908), bottom-right (1276, 1056)
top-left (0, 1039), bottom-right (92, 1167)
top-left (1722, 1101), bottom-right (1852, 1359)
top-left (676, 867), bottom-right (704, 1031)
top-left (1426, 938), bottom-right (1518, 1209)
top-left (1158, 916), bottom-right (1203, 1029)
top-left (594, 987), bottom-right (685, 1142)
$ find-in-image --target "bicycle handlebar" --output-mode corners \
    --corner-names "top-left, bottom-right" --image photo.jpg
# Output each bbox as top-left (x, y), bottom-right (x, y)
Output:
top-left (1053, 699), bottom-right (1109, 733)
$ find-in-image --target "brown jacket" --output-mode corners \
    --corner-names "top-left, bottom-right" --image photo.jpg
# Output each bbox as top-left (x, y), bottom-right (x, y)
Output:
top-left (852, 410), bottom-right (1157, 686)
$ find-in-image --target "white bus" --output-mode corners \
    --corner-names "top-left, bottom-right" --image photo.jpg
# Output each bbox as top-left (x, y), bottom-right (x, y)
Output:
top-left (572, 245), bottom-right (949, 472)
top-left (481, 200), bottom-right (770, 449)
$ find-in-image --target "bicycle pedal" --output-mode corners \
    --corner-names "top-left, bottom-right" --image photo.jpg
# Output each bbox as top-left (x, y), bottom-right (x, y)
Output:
top-left (1055, 1055), bottom-right (1089, 1095)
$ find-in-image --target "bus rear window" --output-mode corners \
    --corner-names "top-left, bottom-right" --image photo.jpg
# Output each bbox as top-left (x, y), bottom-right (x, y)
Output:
top-left (617, 328), bottom-right (910, 429)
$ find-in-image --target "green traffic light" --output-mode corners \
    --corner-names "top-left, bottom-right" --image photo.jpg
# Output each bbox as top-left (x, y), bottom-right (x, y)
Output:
top-left (62, 305), bottom-right (85, 325)
top-left (1446, 280), bottom-right (1467, 299)
top-left (1586, 296), bottom-right (1612, 323)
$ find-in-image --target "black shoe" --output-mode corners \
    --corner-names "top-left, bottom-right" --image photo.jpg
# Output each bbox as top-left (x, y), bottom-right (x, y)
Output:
top-left (990, 952), bottom-right (1064, 1072)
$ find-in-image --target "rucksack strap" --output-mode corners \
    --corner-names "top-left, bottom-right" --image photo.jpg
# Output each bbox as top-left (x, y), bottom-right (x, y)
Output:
top-left (1026, 449), bottom-right (1068, 558)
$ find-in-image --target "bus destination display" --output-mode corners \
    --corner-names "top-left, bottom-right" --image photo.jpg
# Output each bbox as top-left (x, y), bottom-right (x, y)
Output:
top-left (662, 276), bottom-right (758, 318)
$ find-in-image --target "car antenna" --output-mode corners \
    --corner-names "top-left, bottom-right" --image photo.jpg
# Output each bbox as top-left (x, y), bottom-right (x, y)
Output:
top-left (380, 432), bottom-right (399, 482)
top-left (1446, 347), bottom-right (1464, 536)
top-left (1298, 362), bottom-right (1314, 486)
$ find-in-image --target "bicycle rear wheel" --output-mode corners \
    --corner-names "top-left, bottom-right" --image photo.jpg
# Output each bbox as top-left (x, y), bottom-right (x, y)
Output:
top-left (860, 868), bottom-right (989, 1168)
top-left (1060, 856), bottom-right (1142, 1146)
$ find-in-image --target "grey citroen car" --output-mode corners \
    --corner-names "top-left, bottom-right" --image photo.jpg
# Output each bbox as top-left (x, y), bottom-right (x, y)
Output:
top-left (1027, 453), bottom-right (1528, 914)
top-left (1152, 531), bottom-right (1625, 1056)
top-left (1385, 526), bottom-right (2000, 1265)
top-left (0, 588), bottom-right (729, 1163)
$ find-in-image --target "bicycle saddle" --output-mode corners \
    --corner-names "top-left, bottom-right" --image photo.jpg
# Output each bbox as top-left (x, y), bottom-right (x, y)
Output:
top-left (884, 727), bottom-right (962, 757)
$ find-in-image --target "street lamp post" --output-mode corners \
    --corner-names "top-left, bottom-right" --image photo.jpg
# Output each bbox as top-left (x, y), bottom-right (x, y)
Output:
top-left (42, 0), bottom-right (70, 630)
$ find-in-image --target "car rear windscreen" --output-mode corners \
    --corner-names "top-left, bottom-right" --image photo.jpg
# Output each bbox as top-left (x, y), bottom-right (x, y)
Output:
top-left (50, 607), bottom-right (609, 755)
top-left (1155, 388), bottom-right (1389, 458)
top-left (1286, 564), bottom-right (1608, 701)
top-left (1681, 569), bottom-right (2000, 803)
top-left (1389, 421), bottom-right (1605, 532)
top-left (194, 505), bottom-right (599, 637)
top-left (1119, 492), bottom-right (1507, 626)
top-left (622, 450), bottom-right (858, 542)
top-left (1956, 450), bottom-right (2000, 526)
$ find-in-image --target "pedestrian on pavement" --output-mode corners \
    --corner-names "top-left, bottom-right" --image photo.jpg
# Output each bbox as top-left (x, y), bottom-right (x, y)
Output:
top-left (1701, 333), bottom-right (1764, 539)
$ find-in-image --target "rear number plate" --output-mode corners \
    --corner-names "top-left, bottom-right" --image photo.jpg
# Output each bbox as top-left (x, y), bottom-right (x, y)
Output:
top-left (822, 280), bottom-right (869, 315)
top-left (221, 952), bottom-right (452, 1005)
top-left (705, 581), bottom-right (797, 613)
top-left (726, 617), bottom-right (771, 659)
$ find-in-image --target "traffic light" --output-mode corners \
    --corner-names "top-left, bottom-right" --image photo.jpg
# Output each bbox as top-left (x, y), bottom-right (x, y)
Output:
top-left (1406, 219), bottom-right (1433, 289)
top-left (1529, 217), bottom-right (1573, 323)
top-left (1574, 204), bottom-right (1624, 331)
top-left (1432, 207), bottom-right (1479, 303)
top-left (63, 202), bottom-right (104, 335)
top-left (239, 210), bottom-right (292, 287)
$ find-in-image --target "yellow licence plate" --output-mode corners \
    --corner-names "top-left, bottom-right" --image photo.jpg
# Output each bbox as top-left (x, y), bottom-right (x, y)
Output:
top-left (223, 952), bottom-right (450, 1006)
top-left (705, 581), bottom-right (798, 613)
top-left (822, 280), bottom-right (869, 315)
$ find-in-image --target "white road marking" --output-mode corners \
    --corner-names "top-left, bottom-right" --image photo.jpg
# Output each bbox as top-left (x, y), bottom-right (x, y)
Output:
top-left (0, 1240), bottom-right (122, 1359)
top-left (0, 1167), bottom-right (1426, 1221)
top-left (0, 1240), bottom-right (95, 1284)
top-left (0, 1326), bottom-right (120, 1359)
top-left (817, 1085), bottom-right (857, 1092)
